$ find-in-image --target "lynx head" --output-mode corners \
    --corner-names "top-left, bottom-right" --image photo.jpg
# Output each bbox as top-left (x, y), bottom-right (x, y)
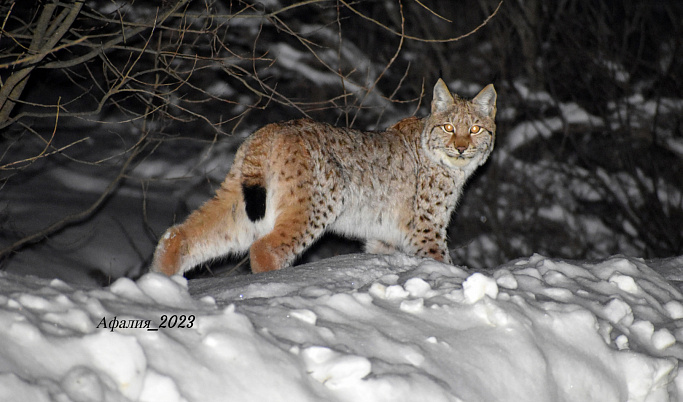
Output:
top-left (422, 79), bottom-right (497, 171)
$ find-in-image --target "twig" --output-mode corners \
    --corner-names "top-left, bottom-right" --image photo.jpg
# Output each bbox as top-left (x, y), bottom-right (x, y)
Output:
top-left (414, 0), bottom-right (452, 23)
top-left (338, 0), bottom-right (503, 43)
top-left (0, 99), bottom-right (93, 170)
top-left (350, 0), bottom-right (406, 127)
top-left (0, 36), bottom-right (90, 69)
top-left (0, 145), bottom-right (139, 260)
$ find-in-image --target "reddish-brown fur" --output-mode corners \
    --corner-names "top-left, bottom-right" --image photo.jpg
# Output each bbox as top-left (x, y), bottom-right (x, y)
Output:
top-left (150, 80), bottom-right (496, 276)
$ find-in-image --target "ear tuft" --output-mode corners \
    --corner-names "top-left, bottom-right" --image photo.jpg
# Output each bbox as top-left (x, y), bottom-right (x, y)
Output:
top-left (472, 84), bottom-right (497, 118)
top-left (432, 78), bottom-right (455, 114)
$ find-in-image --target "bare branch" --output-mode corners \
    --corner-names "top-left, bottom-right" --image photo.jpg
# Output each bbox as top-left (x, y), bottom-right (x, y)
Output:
top-left (0, 141), bottom-right (140, 260)
top-left (338, 0), bottom-right (503, 43)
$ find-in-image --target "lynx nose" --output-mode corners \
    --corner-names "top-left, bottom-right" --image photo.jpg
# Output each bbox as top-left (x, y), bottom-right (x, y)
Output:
top-left (451, 135), bottom-right (470, 154)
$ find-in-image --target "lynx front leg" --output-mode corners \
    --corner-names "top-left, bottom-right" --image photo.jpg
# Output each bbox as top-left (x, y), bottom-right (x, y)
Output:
top-left (407, 224), bottom-right (452, 264)
top-left (365, 239), bottom-right (400, 256)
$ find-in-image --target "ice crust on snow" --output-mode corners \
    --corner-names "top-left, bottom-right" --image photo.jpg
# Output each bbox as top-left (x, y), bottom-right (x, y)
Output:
top-left (0, 253), bottom-right (682, 401)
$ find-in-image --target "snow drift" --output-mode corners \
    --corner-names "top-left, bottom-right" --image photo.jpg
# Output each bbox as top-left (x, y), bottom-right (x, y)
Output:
top-left (1, 253), bottom-right (682, 401)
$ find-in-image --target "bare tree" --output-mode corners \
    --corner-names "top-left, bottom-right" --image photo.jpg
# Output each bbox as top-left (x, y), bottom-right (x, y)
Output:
top-left (0, 0), bottom-right (501, 273)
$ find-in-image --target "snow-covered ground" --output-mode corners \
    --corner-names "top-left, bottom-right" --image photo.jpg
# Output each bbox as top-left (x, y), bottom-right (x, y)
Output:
top-left (1, 253), bottom-right (682, 401)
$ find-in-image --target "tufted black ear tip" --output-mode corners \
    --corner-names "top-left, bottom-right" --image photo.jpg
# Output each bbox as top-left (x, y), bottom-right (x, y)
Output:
top-left (432, 79), bottom-right (455, 114)
top-left (472, 84), bottom-right (497, 119)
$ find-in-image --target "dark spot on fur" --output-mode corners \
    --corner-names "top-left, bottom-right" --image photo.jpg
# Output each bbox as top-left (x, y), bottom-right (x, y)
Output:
top-left (242, 183), bottom-right (267, 222)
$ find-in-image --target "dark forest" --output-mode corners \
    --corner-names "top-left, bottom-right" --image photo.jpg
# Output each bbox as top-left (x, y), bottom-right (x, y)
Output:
top-left (1, 0), bottom-right (681, 285)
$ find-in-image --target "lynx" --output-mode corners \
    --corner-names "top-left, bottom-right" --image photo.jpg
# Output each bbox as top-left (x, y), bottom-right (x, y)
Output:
top-left (151, 79), bottom-right (496, 276)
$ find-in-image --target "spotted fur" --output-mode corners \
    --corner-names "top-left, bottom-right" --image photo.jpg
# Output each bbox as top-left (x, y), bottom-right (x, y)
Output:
top-left (151, 79), bottom-right (497, 275)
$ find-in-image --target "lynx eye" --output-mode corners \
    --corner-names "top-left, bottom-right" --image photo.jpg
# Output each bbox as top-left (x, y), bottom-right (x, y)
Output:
top-left (470, 125), bottom-right (481, 134)
top-left (443, 124), bottom-right (455, 133)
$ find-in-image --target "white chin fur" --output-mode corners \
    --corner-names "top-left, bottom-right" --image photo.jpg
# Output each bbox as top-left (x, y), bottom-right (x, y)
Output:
top-left (434, 149), bottom-right (474, 168)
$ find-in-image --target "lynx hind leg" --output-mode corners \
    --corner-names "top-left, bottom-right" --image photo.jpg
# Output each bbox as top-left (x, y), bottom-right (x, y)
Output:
top-left (248, 143), bottom-right (336, 273)
top-left (151, 174), bottom-right (255, 276)
top-left (250, 186), bottom-right (338, 272)
top-left (151, 224), bottom-right (187, 276)
top-left (249, 204), bottom-right (312, 273)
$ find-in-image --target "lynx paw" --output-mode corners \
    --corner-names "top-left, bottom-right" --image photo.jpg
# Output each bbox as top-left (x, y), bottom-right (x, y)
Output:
top-left (249, 238), bottom-right (288, 273)
top-left (151, 227), bottom-right (187, 276)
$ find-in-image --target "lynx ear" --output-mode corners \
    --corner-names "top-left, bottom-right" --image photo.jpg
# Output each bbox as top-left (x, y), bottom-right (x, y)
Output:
top-left (432, 78), bottom-right (455, 114)
top-left (472, 84), bottom-right (497, 119)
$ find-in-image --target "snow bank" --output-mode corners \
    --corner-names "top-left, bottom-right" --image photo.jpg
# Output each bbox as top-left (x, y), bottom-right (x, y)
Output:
top-left (0, 254), bottom-right (681, 401)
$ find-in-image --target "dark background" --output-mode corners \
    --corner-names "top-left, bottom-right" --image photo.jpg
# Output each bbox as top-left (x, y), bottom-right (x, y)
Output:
top-left (1, 0), bottom-right (681, 285)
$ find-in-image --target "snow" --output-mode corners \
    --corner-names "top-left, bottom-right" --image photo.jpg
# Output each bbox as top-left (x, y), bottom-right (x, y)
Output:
top-left (506, 96), bottom-right (604, 151)
top-left (1, 253), bottom-right (682, 401)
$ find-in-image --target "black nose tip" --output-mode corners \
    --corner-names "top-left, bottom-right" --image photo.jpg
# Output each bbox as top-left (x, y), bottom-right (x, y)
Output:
top-left (456, 147), bottom-right (467, 154)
